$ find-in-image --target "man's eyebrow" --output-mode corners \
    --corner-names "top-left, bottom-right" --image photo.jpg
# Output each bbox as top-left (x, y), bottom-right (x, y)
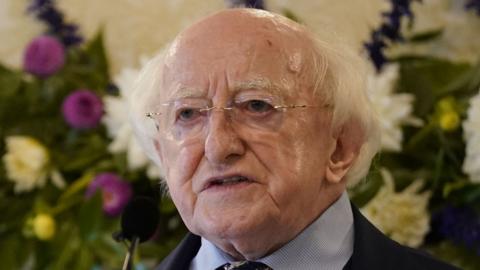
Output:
top-left (165, 78), bottom-right (285, 101)
top-left (166, 85), bottom-right (206, 101)
top-left (231, 78), bottom-right (284, 95)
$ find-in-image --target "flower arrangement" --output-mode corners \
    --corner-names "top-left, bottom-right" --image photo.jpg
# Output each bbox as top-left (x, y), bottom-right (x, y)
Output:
top-left (0, 1), bottom-right (185, 269)
top-left (350, 0), bottom-right (480, 268)
top-left (1, 0), bottom-right (480, 269)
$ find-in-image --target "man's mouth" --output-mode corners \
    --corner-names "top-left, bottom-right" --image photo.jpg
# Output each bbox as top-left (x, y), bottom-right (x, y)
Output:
top-left (204, 175), bottom-right (253, 190)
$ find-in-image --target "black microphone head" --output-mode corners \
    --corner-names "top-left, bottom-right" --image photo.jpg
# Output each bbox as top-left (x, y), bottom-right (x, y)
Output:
top-left (120, 196), bottom-right (160, 243)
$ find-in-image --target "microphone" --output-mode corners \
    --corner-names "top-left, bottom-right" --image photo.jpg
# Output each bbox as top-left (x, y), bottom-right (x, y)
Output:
top-left (114, 196), bottom-right (160, 270)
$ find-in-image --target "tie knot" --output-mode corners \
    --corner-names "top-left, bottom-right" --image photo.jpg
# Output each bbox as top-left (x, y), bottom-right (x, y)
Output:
top-left (216, 261), bottom-right (273, 270)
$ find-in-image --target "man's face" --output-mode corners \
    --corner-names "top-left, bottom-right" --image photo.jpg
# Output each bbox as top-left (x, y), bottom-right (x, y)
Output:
top-left (154, 11), bottom-right (339, 257)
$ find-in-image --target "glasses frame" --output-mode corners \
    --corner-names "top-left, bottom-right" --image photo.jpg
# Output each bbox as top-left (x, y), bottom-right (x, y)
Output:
top-left (145, 103), bottom-right (321, 132)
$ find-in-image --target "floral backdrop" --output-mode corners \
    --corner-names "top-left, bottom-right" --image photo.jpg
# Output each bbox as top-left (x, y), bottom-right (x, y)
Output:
top-left (1, 0), bottom-right (480, 269)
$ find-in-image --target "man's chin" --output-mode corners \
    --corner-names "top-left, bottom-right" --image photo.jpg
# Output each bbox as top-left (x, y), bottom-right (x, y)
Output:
top-left (197, 220), bottom-right (261, 240)
top-left (201, 225), bottom-right (277, 260)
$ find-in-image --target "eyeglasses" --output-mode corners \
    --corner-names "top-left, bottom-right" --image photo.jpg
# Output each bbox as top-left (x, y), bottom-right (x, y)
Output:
top-left (146, 96), bottom-right (326, 142)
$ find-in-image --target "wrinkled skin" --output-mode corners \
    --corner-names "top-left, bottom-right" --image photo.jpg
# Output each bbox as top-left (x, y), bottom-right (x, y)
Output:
top-left (154, 9), bottom-right (361, 260)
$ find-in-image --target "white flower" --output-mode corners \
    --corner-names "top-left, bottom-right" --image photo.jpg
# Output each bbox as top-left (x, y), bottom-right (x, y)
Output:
top-left (462, 89), bottom-right (480, 183)
top-left (3, 136), bottom-right (50, 193)
top-left (366, 63), bottom-right (422, 152)
top-left (102, 63), bottom-right (162, 179)
top-left (56, 0), bottom-right (224, 74)
top-left (361, 168), bottom-right (432, 248)
top-left (0, 0), bottom-right (43, 70)
top-left (389, 0), bottom-right (480, 63)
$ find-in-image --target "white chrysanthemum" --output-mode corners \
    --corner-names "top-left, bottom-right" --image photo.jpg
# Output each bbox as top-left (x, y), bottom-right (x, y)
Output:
top-left (102, 63), bottom-right (162, 179)
top-left (361, 168), bottom-right (431, 248)
top-left (389, 0), bottom-right (480, 63)
top-left (0, 0), bottom-right (388, 73)
top-left (3, 136), bottom-right (50, 193)
top-left (462, 89), bottom-right (480, 183)
top-left (366, 63), bottom-right (422, 151)
top-left (0, 0), bottom-right (43, 70)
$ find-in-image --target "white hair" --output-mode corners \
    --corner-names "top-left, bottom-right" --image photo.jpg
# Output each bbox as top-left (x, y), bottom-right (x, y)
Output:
top-left (128, 51), bottom-right (168, 178)
top-left (305, 30), bottom-right (381, 186)
top-left (128, 15), bottom-right (381, 188)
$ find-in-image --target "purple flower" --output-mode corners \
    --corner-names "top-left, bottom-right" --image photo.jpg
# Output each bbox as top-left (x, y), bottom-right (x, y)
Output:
top-left (364, 0), bottom-right (419, 71)
top-left (225, 0), bottom-right (265, 9)
top-left (23, 35), bottom-right (65, 77)
top-left (432, 206), bottom-right (480, 254)
top-left (86, 173), bottom-right (133, 216)
top-left (364, 32), bottom-right (388, 72)
top-left (62, 90), bottom-right (103, 129)
top-left (27, 0), bottom-right (83, 47)
top-left (466, 0), bottom-right (480, 15)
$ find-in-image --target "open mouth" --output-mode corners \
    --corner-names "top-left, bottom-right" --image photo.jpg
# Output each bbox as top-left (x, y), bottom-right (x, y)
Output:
top-left (205, 175), bottom-right (252, 189)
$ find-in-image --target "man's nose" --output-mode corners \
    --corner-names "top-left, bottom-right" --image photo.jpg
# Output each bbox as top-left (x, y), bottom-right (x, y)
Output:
top-left (204, 110), bottom-right (245, 165)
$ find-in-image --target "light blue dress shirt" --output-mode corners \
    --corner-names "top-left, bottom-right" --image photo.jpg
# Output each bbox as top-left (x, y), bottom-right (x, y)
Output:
top-left (190, 191), bottom-right (354, 270)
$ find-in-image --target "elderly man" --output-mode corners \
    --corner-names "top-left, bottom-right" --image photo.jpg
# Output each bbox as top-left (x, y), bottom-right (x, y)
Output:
top-left (130, 8), bottom-right (457, 270)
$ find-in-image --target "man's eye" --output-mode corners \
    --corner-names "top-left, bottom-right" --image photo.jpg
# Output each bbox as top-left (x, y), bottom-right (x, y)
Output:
top-left (177, 108), bottom-right (200, 121)
top-left (245, 100), bottom-right (274, 113)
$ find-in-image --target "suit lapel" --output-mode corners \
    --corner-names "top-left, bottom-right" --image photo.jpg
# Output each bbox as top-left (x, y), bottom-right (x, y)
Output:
top-left (157, 204), bottom-right (407, 270)
top-left (156, 203), bottom-right (457, 270)
top-left (155, 233), bottom-right (201, 270)
top-left (347, 204), bottom-right (407, 270)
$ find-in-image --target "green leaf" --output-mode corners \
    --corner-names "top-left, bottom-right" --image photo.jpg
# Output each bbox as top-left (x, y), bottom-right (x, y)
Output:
top-left (0, 233), bottom-right (29, 270)
top-left (58, 132), bottom-right (109, 172)
top-left (427, 241), bottom-right (480, 270)
top-left (397, 57), bottom-right (472, 117)
top-left (82, 31), bottom-right (110, 89)
top-left (160, 198), bottom-right (177, 214)
top-left (406, 29), bottom-right (444, 43)
top-left (436, 62), bottom-right (480, 97)
top-left (0, 190), bottom-right (35, 236)
top-left (77, 192), bottom-right (104, 242)
top-left (0, 64), bottom-right (23, 98)
top-left (446, 183), bottom-right (480, 204)
top-left (58, 172), bottom-right (94, 203)
top-left (89, 234), bottom-right (124, 268)
top-left (73, 245), bottom-right (94, 270)
top-left (49, 225), bottom-right (81, 270)
top-left (443, 180), bottom-right (469, 198)
top-left (349, 169), bottom-right (383, 208)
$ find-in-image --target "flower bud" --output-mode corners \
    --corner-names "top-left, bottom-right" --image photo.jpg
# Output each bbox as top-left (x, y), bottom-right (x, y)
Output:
top-left (85, 172), bottom-right (132, 216)
top-left (437, 97), bottom-right (456, 113)
top-left (62, 89), bottom-right (104, 129)
top-left (439, 111), bottom-right (460, 132)
top-left (33, 214), bottom-right (56, 240)
top-left (23, 35), bottom-right (65, 77)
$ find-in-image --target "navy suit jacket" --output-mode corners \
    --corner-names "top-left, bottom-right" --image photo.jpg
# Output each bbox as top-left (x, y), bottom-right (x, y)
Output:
top-left (155, 204), bottom-right (459, 270)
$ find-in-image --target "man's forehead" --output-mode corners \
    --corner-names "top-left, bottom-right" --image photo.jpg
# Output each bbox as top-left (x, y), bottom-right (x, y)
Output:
top-left (165, 9), bottom-right (309, 61)
top-left (159, 9), bottom-right (317, 102)
top-left (177, 9), bottom-right (302, 41)
top-left (164, 78), bottom-right (286, 101)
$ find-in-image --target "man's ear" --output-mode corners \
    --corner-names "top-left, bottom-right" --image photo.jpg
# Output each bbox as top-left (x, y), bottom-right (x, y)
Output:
top-left (326, 120), bottom-right (364, 184)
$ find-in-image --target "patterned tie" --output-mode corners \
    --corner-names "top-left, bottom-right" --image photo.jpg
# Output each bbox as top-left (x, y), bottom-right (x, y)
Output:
top-left (215, 261), bottom-right (273, 270)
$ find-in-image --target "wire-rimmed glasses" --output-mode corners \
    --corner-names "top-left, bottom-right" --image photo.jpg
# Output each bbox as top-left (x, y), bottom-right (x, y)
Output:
top-left (146, 96), bottom-right (325, 142)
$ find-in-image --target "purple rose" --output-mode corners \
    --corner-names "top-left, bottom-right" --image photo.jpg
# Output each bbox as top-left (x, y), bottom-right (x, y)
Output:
top-left (86, 172), bottom-right (133, 216)
top-left (23, 35), bottom-right (65, 77)
top-left (62, 90), bottom-right (103, 129)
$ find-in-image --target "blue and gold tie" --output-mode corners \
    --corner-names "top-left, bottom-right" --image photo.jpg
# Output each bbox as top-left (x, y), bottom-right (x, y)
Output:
top-left (215, 261), bottom-right (272, 270)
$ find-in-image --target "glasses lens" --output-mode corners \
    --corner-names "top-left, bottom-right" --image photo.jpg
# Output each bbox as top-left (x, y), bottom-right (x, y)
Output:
top-left (156, 99), bottom-right (209, 141)
top-left (153, 96), bottom-right (289, 141)
top-left (231, 98), bottom-right (284, 132)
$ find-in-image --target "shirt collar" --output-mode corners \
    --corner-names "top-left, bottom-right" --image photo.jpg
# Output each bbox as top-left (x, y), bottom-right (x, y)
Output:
top-left (190, 191), bottom-right (354, 270)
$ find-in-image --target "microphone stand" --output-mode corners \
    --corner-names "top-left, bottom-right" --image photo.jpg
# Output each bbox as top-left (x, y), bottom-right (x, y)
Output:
top-left (122, 236), bottom-right (140, 270)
